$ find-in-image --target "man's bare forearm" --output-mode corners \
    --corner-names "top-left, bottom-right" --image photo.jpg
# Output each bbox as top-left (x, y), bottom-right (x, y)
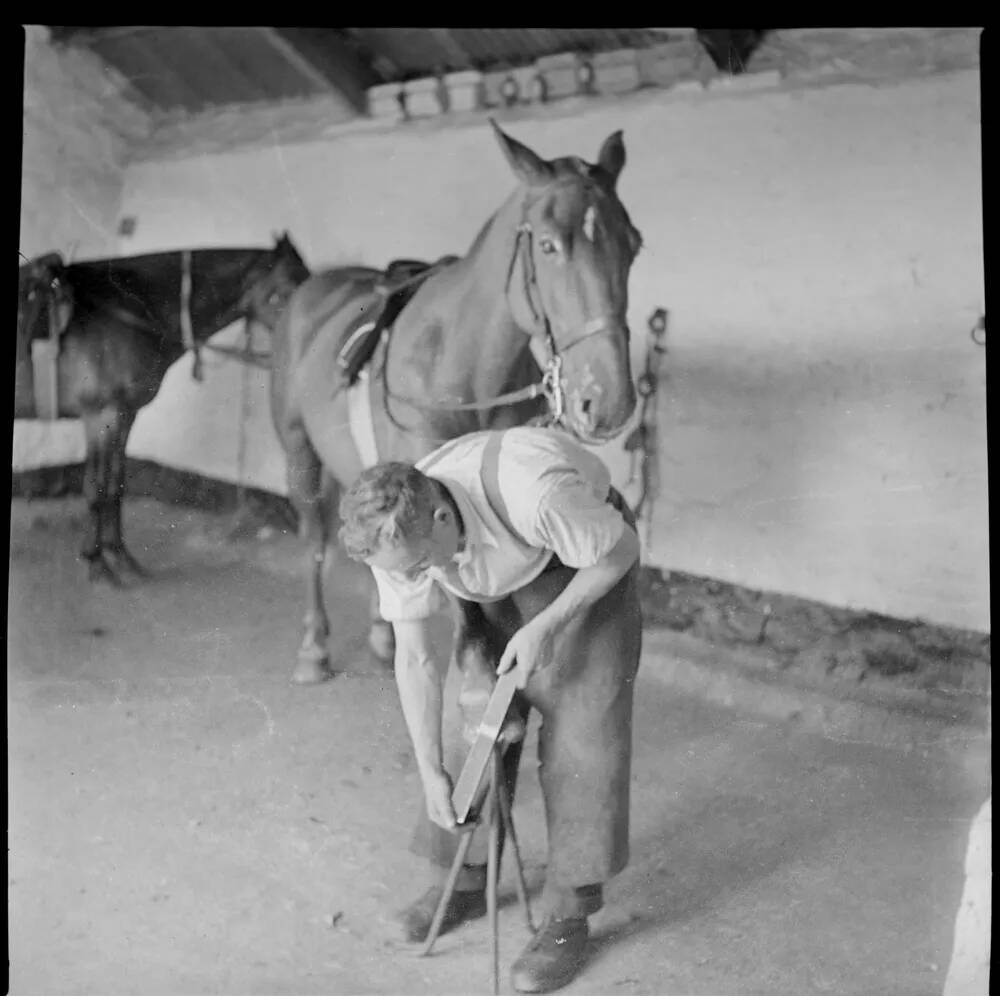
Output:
top-left (394, 640), bottom-right (446, 780)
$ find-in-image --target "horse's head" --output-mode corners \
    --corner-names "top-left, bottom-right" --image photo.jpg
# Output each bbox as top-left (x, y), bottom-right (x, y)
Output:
top-left (492, 121), bottom-right (642, 443)
top-left (237, 232), bottom-right (310, 330)
top-left (18, 252), bottom-right (73, 342)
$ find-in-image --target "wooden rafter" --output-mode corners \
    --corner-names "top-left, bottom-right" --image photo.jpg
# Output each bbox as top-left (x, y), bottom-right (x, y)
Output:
top-left (118, 34), bottom-right (207, 109)
top-left (273, 28), bottom-right (375, 111)
top-left (189, 28), bottom-right (270, 102)
top-left (428, 28), bottom-right (472, 69)
top-left (256, 27), bottom-right (337, 94)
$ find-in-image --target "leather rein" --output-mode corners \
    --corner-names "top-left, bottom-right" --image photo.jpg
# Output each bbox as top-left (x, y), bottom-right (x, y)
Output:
top-left (183, 250), bottom-right (296, 376)
top-left (192, 251), bottom-right (302, 376)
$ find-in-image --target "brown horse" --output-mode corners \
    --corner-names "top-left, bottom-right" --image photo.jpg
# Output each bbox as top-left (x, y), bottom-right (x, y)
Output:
top-left (15, 235), bottom-right (310, 585)
top-left (271, 122), bottom-right (643, 684)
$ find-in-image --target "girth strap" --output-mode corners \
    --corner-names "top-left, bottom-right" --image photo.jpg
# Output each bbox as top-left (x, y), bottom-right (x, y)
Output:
top-left (347, 334), bottom-right (385, 469)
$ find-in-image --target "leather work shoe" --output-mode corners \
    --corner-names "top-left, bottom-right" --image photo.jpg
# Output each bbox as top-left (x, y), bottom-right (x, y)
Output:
top-left (510, 916), bottom-right (590, 992)
top-left (395, 885), bottom-right (487, 943)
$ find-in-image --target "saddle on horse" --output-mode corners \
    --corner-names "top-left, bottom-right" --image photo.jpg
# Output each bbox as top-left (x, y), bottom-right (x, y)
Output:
top-left (16, 253), bottom-right (74, 419)
top-left (336, 255), bottom-right (458, 386)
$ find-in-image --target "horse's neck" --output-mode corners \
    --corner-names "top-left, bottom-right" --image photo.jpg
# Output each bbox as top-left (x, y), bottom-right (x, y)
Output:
top-left (401, 191), bottom-right (533, 401)
top-left (187, 253), bottom-right (252, 341)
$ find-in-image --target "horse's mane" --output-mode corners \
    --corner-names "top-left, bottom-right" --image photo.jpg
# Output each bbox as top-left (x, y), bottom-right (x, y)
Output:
top-left (67, 246), bottom-right (274, 273)
top-left (465, 210), bottom-right (500, 258)
top-left (63, 247), bottom-right (285, 308)
top-left (19, 251), bottom-right (64, 275)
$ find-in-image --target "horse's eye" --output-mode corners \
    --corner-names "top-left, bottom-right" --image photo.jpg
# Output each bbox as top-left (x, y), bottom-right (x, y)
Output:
top-left (538, 237), bottom-right (559, 255)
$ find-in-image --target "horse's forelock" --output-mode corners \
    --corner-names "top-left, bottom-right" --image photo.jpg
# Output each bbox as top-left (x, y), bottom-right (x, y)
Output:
top-left (536, 170), bottom-right (636, 244)
top-left (548, 155), bottom-right (595, 182)
top-left (587, 182), bottom-right (642, 256)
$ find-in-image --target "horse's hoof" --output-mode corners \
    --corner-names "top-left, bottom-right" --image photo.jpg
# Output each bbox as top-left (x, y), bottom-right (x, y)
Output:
top-left (85, 554), bottom-right (124, 587)
top-left (368, 623), bottom-right (395, 664)
top-left (369, 650), bottom-right (395, 674)
top-left (112, 550), bottom-right (150, 581)
top-left (291, 655), bottom-right (334, 685)
top-left (106, 557), bottom-right (148, 584)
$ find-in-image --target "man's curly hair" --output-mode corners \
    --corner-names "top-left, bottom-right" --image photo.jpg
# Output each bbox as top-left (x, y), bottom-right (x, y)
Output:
top-left (338, 462), bottom-right (438, 561)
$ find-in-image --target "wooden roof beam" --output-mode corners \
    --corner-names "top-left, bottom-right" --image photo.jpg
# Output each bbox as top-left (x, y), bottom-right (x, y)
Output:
top-left (428, 28), bottom-right (473, 69)
top-left (270, 28), bottom-right (376, 111)
top-left (256, 27), bottom-right (338, 94)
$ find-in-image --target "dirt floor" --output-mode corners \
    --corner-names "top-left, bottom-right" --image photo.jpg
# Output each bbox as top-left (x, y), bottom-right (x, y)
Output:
top-left (6, 493), bottom-right (991, 996)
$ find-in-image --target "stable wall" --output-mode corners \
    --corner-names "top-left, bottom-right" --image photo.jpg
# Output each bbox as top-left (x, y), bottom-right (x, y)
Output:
top-left (16, 39), bottom-right (987, 633)
top-left (18, 25), bottom-right (150, 260)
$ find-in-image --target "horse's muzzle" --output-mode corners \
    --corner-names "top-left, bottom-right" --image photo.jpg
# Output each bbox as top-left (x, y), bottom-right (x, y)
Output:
top-left (562, 326), bottom-right (637, 442)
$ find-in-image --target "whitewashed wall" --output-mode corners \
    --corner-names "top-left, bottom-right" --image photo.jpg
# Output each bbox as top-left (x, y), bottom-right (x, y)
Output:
top-left (17, 34), bottom-right (987, 632)
top-left (19, 25), bottom-right (150, 260)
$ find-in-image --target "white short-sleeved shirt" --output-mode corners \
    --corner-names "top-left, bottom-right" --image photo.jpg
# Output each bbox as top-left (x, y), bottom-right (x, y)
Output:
top-left (372, 426), bottom-right (626, 622)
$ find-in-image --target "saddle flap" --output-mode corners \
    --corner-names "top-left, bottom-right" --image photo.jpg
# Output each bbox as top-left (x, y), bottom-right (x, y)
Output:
top-left (336, 309), bottom-right (386, 386)
top-left (383, 258), bottom-right (437, 284)
top-left (336, 256), bottom-right (457, 386)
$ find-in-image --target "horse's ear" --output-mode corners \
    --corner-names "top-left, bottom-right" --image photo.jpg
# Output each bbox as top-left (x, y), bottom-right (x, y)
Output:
top-left (490, 118), bottom-right (552, 186)
top-left (596, 130), bottom-right (626, 187)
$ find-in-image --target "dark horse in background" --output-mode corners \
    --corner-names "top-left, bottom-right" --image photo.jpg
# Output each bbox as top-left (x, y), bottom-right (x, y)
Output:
top-left (15, 235), bottom-right (310, 586)
top-left (271, 121), bottom-right (643, 683)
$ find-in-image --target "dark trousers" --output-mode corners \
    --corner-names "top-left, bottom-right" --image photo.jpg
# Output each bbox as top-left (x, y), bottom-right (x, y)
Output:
top-left (409, 490), bottom-right (642, 919)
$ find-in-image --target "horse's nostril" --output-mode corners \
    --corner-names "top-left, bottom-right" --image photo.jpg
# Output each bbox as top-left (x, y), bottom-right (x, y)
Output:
top-left (576, 396), bottom-right (601, 431)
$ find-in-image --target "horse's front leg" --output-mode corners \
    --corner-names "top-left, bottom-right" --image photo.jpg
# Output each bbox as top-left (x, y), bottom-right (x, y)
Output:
top-left (80, 409), bottom-right (121, 586)
top-left (286, 433), bottom-right (334, 684)
top-left (99, 409), bottom-right (148, 582)
top-left (368, 585), bottom-right (395, 667)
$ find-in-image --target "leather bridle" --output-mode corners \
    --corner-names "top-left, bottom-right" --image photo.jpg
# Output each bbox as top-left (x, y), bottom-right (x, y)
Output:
top-left (384, 184), bottom-right (629, 430)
